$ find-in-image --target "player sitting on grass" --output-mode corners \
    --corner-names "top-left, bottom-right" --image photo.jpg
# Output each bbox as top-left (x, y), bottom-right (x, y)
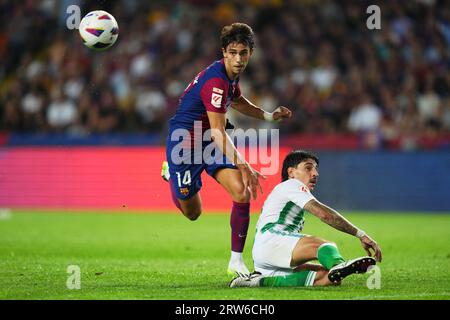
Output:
top-left (229, 150), bottom-right (382, 288)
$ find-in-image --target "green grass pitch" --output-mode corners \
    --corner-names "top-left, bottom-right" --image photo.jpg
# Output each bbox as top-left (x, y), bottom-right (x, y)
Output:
top-left (0, 210), bottom-right (449, 300)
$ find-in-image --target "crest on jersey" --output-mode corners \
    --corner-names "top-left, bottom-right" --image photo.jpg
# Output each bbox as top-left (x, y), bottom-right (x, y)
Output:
top-left (211, 93), bottom-right (223, 108)
top-left (180, 187), bottom-right (189, 196)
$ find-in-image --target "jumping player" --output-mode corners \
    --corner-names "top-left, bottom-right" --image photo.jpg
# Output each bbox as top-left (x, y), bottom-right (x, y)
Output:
top-left (162, 23), bottom-right (292, 276)
top-left (230, 150), bottom-right (382, 288)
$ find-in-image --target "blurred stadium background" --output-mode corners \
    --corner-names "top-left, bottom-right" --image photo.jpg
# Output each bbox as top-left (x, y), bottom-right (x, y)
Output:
top-left (0, 0), bottom-right (449, 212)
top-left (1, 0), bottom-right (450, 301)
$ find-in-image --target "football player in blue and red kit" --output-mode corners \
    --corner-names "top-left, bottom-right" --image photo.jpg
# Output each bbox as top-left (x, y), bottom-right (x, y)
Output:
top-left (162, 23), bottom-right (292, 276)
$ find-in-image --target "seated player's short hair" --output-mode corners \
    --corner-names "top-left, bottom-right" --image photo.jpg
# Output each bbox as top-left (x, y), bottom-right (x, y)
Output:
top-left (281, 150), bottom-right (319, 182)
top-left (220, 22), bottom-right (255, 50)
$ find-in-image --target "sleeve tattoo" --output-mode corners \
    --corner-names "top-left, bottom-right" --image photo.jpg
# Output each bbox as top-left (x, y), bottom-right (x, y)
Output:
top-left (304, 200), bottom-right (358, 236)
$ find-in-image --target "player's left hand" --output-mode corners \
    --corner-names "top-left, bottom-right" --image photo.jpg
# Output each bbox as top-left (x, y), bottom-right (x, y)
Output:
top-left (237, 162), bottom-right (267, 200)
top-left (360, 235), bottom-right (382, 262)
top-left (272, 106), bottom-right (292, 121)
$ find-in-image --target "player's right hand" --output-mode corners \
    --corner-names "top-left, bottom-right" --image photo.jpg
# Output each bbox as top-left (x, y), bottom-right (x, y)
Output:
top-left (239, 163), bottom-right (266, 200)
top-left (360, 234), bottom-right (382, 262)
top-left (272, 106), bottom-right (292, 121)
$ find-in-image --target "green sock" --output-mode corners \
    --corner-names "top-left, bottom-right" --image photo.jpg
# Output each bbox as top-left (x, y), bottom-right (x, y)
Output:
top-left (317, 243), bottom-right (345, 269)
top-left (260, 270), bottom-right (316, 287)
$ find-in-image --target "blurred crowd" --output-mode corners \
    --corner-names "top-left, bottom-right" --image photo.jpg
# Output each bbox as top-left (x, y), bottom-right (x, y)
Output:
top-left (1, 0), bottom-right (449, 149)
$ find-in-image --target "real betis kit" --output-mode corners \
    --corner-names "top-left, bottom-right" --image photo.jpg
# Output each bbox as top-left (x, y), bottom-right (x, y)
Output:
top-left (253, 178), bottom-right (316, 278)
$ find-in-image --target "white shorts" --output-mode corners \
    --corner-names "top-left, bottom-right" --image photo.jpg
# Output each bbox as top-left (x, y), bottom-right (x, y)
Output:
top-left (252, 228), bottom-right (305, 276)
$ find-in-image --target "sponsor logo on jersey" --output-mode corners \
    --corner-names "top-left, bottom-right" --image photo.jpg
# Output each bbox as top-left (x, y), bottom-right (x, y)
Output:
top-left (211, 93), bottom-right (223, 108)
top-left (180, 187), bottom-right (189, 196)
top-left (300, 186), bottom-right (309, 193)
top-left (212, 87), bottom-right (224, 94)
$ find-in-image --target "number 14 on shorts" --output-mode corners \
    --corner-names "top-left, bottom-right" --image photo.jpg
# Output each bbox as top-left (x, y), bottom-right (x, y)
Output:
top-left (176, 170), bottom-right (192, 187)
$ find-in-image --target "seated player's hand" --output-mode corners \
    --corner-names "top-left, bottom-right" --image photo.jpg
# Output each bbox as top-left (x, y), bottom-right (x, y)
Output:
top-left (272, 106), bottom-right (292, 121)
top-left (360, 235), bottom-right (382, 262)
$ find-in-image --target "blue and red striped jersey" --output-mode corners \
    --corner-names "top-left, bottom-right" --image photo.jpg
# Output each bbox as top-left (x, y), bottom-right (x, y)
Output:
top-left (169, 59), bottom-right (241, 132)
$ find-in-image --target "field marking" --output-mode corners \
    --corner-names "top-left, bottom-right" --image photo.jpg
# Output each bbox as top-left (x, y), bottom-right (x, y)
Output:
top-left (351, 292), bottom-right (450, 300)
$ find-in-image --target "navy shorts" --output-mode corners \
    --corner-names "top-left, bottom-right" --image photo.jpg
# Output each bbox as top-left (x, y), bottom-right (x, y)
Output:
top-left (166, 135), bottom-right (237, 200)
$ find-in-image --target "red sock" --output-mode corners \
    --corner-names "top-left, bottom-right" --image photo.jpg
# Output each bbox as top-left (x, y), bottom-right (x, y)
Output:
top-left (230, 201), bottom-right (250, 252)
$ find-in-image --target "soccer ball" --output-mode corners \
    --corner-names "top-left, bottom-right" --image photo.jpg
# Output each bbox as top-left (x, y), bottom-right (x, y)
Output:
top-left (79, 10), bottom-right (119, 50)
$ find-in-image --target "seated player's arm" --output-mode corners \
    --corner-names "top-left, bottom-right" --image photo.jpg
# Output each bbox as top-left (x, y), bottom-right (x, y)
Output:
top-left (303, 199), bottom-right (360, 237)
top-left (304, 199), bottom-right (383, 261)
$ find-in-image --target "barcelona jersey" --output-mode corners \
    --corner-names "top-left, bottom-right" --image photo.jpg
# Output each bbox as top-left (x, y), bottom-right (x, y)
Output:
top-left (165, 59), bottom-right (241, 199)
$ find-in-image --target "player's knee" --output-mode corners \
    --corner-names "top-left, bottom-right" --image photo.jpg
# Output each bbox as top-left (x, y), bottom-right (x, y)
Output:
top-left (183, 209), bottom-right (202, 221)
top-left (233, 193), bottom-right (250, 203)
top-left (229, 183), bottom-right (250, 203)
top-left (321, 240), bottom-right (336, 247)
top-left (326, 241), bottom-right (338, 249)
top-left (313, 238), bottom-right (334, 252)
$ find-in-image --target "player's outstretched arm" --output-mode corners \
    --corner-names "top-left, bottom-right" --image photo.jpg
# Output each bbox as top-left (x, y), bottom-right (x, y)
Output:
top-left (231, 96), bottom-right (292, 121)
top-left (207, 111), bottom-right (266, 199)
top-left (304, 199), bottom-right (382, 262)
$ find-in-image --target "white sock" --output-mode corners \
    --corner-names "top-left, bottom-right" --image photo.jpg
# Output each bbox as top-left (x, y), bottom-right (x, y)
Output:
top-left (230, 251), bottom-right (244, 264)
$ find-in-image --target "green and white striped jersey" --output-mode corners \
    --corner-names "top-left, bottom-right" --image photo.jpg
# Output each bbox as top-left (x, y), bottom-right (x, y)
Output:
top-left (256, 178), bottom-right (316, 235)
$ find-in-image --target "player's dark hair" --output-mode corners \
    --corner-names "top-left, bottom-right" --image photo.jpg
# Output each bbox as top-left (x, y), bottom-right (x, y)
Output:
top-left (220, 23), bottom-right (255, 50)
top-left (281, 150), bottom-right (319, 182)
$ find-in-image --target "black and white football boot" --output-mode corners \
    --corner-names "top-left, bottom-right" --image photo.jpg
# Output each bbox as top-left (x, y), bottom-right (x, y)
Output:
top-left (328, 256), bottom-right (376, 283)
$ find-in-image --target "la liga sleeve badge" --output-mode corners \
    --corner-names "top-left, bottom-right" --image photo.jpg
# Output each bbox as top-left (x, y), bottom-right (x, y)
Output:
top-left (211, 93), bottom-right (223, 108)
